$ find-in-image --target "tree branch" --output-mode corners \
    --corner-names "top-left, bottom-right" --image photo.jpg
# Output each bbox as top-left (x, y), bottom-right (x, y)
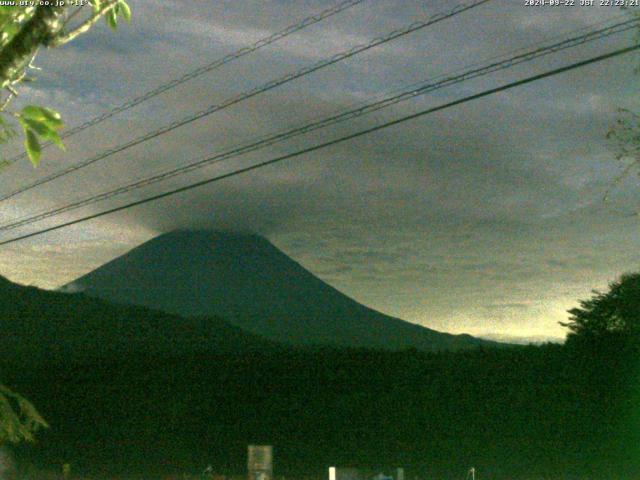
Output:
top-left (0, 92), bottom-right (15, 112)
top-left (49, 0), bottom-right (119, 47)
top-left (62, 4), bottom-right (86, 29)
top-left (0, 6), bottom-right (66, 88)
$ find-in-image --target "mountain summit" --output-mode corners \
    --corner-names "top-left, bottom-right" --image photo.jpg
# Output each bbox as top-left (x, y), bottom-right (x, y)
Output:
top-left (65, 230), bottom-right (491, 351)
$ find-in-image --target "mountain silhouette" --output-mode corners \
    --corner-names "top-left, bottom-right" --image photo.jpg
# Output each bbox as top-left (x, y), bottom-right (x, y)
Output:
top-left (64, 230), bottom-right (494, 351)
top-left (0, 274), bottom-right (273, 367)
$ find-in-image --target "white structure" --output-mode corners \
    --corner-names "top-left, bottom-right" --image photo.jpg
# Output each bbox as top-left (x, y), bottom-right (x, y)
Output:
top-left (328, 467), bottom-right (363, 480)
top-left (328, 467), bottom-right (404, 480)
top-left (248, 445), bottom-right (273, 480)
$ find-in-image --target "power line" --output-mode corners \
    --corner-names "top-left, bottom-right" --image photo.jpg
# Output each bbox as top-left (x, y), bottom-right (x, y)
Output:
top-left (0, 0), bottom-right (491, 203)
top-left (0, 17), bottom-right (636, 232)
top-left (1, 18), bottom-right (636, 231)
top-left (1, 43), bottom-right (637, 247)
top-left (3, 0), bottom-right (367, 165)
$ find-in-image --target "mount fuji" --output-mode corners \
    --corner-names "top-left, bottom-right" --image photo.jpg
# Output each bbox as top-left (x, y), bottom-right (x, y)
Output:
top-left (64, 230), bottom-right (494, 351)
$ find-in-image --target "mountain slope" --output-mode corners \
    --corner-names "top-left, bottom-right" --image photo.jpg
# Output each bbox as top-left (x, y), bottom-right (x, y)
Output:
top-left (65, 230), bottom-right (494, 351)
top-left (0, 274), bottom-right (274, 366)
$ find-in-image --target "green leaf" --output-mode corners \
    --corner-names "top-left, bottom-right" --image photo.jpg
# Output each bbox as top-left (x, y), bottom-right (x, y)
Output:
top-left (0, 23), bottom-right (21, 47)
top-left (24, 129), bottom-right (41, 166)
top-left (19, 118), bottom-right (66, 150)
top-left (20, 117), bottom-right (51, 137)
top-left (117, 1), bottom-right (131, 22)
top-left (106, 8), bottom-right (118, 30)
top-left (21, 105), bottom-right (63, 129)
top-left (46, 130), bottom-right (65, 150)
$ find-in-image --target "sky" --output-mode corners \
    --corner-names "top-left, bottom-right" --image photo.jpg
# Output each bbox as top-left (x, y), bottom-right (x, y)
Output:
top-left (0, 0), bottom-right (639, 343)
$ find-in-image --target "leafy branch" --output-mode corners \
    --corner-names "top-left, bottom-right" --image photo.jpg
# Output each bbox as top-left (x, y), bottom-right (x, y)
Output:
top-left (50, 0), bottom-right (130, 47)
top-left (605, 110), bottom-right (640, 214)
top-left (603, 7), bottom-right (640, 211)
top-left (14, 104), bottom-right (65, 166)
top-left (0, 384), bottom-right (48, 444)
top-left (0, 1), bottom-right (131, 167)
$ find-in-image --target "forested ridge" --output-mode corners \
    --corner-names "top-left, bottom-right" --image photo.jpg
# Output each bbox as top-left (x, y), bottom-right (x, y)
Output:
top-left (3, 341), bottom-right (638, 479)
top-left (1, 275), bottom-right (638, 479)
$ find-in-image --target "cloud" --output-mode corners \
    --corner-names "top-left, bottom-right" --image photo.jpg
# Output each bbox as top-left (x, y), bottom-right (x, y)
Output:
top-left (483, 303), bottom-right (531, 312)
top-left (0, 1), bottom-right (638, 339)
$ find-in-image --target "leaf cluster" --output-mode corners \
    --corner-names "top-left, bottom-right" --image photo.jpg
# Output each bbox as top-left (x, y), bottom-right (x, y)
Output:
top-left (0, 0), bottom-right (131, 168)
top-left (16, 105), bottom-right (64, 166)
top-left (91, 0), bottom-right (131, 30)
top-left (0, 7), bottom-right (36, 49)
top-left (0, 383), bottom-right (48, 445)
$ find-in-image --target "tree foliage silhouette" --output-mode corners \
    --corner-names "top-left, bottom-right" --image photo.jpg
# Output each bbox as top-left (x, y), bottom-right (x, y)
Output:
top-left (561, 272), bottom-right (640, 342)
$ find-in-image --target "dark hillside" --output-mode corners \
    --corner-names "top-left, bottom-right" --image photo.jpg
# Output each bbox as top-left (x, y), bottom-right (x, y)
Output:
top-left (0, 275), bottom-right (275, 367)
top-left (5, 343), bottom-right (638, 480)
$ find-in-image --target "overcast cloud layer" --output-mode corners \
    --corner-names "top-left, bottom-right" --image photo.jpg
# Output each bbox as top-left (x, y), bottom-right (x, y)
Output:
top-left (0, 0), bottom-right (639, 342)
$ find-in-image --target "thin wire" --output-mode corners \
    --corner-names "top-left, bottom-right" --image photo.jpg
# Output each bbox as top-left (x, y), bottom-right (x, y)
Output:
top-left (1, 43), bottom-right (637, 246)
top-left (0, 0), bottom-right (492, 203)
top-left (3, 0), bottom-right (367, 164)
top-left (296, 10), bottom-right (633, 128)
top-left (61, 4), bottom-right (86, 29)
top-left (1, 17), bottom-right (637, 232)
